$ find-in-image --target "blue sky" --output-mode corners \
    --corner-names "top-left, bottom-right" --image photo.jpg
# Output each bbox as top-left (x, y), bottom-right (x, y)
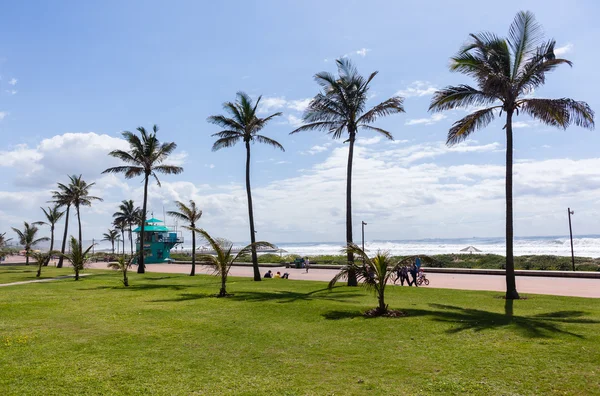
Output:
top-left (1, 0), bottom-right (599, 244)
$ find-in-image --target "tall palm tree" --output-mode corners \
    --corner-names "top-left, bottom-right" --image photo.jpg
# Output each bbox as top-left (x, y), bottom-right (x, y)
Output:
top-left (113, 200), bottom-right (140, 255)
top-left (103, 125), bottom-right (184, 273)
top-left (102, 229), bottom-right (119, 254)
top-left (36, 205), bottom-right (65, 266)
top-left (291, 59), bottom-right (405, 286)
top-left (194, 228), bottom-right (275, 297)
top-left (329, 244), bottom-right (435, 315)
top-left (113, 218), bottom-right (127, 255)
top-left (207, 92), bottom-right (284, 281)
top-left (66, 175), bottom-right (103, 251)
top-left (167, 200), bottom-right (202, 276)
top-left (51, 180), bottom-right (76, 268)
top-left (11, 222), bottom-right (49, 265)
top-left (429, 11), bottom-right (595, 299)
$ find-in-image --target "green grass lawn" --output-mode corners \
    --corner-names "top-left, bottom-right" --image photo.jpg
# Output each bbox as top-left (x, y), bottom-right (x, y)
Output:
top-left (0, 266), bottom-right (77, 284)
top-left (1, 266), bottom-right (599, 395)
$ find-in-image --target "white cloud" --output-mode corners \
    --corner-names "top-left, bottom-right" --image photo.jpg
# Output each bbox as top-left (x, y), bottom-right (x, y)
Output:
top-left (541, 145), bottom-right (551, 149)
top-left (513, 121), bottom-right (531, 128)
top-left (259, 96), bottom-right (312, 114)
top-left (396, 81), bottom-right (437, 98)
top-left (5, 90), bottom-right (17, 95)
top-left (259, 96), bottom-right (287, 113)
top-left (302, 144), bottom-right (330, 155)
top-left (287, 114), bottom-right (304, 128)
top-left (355, 48), bottom-right (370, 57)
top-left (205, 164), bottom-right (215, 169)
top-left (8, 78), bottom-right (17, 86)
top-left (554, 43), bottom-right (573, 56)
top-left (405, 113), bottom-right (446, 126)
top-left (357, 136), bottom-right (382, 146)
top-left (288, 98), bottom-right (311, 112)
top-left (0, 111), bottom-right (8, 120)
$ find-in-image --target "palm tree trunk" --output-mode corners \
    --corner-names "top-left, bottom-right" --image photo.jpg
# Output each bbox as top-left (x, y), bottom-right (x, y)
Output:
top-left (57, 205), bottom-right (70, 268)
top-left (346, 133), bottom-right (357, 287)
top-left (245, 141), bottom-right (260, 281)
top-left (378, 287), bottom-right (386, 312)
top-left (122, 230), bottom-right (125, 255)
top-left (25, 248), bottom-right (30, 265)
top-left (138, 175), bottom-right (149, 273)
top-left (45, 225), bottom-right (54, 267)
top-left (190, 228), bottom-right (196, 276)
top-left (76, 205), bottom-right (82, 255)
top-left (505, 111), bottom-right (520, 300)
top-left (220, 274), bottom-right (227, 297)
top-left (129, 223), bottom-right (133, 255)
top-left (111, 241), bottom-right (115, 255)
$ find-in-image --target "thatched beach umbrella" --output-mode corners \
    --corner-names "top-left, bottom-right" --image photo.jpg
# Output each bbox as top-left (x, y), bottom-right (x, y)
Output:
top-left (460, 246), bottom-right (482, 254)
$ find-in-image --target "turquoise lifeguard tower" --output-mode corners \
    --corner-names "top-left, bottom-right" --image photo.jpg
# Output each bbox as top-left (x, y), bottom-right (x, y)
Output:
top-left (133, 218), bottom-right (183, 263)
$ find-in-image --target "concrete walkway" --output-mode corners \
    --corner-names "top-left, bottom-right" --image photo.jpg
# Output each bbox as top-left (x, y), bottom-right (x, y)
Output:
top-left (0, 274), bottom-right (90, 287)
top-left (88, 262), bottom-right (600, 298)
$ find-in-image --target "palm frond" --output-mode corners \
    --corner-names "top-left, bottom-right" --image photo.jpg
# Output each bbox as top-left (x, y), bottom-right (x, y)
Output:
top-left (212, 137), bottom-right (240, 151)
top-left (519, 98), bottom-right (595, 129)
top-left (357, 97), bottom-right (405, 124)
top-left (508, 10), bottom-right (544, 78)
top-left (253, 135), bottom-right (285, 151)
top-left (429, 85), bottom-right (499, 112)
top-left (447, 107), bottom-right (498, 145)
top-left (359, 125), bottom-right (394, 140)
top-left (153, 165), bottom-right (184, 175)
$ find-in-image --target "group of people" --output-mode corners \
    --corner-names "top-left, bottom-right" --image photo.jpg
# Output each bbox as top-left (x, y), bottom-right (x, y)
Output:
top-left (264, 270), bottom-right (290, 279)
top-left (394, 257), bottom-right (425, 287)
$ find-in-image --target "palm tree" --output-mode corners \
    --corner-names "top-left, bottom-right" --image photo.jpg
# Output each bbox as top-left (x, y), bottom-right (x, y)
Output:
top-left (66, 175), bottom-right (103, 251)
top-left (429, 11), bottom-right (595, 299)
top-left (31, 251), bottom-right (51, 278)
top-left (108, 255), bottom-right (133, 287)
top-left (51, 180), bottom-right (76, 268)
top-left (11, 222), bottom-right (49, 265)
top-left (194, 228), bottom-right (275, 297)
top-left (113, 218), bottom-right (126, 255)
top-left (36, 205), bottom-right (65, 266)
top-left (102, 229), bottom-right (119, 254)
top-left (291, 59), bottom-right (405, 286)
top-left (102, 125), bottom-right (184, 273)
top-left (57, 237), bottom-right (93, 280)
top-left (329, 244), bottom-right (435, 315)
top-left (207, 92), bottom-right (284, 281)
top-left (0, 232), bottom-right (12, 248)
top-left (167, 200), bottom-right (202, 276)
top-left (113, 200), bottom-right (140, 255)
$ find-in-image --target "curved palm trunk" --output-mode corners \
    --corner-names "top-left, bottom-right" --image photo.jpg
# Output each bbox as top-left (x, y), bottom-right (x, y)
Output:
top-left (346, 133), bottom-right (358, 286)
top-left (45, 225), bottom-right (54, 267)
top-left (245, 141), bottom-right (260, 281)
top-left (190, 228), bottom-right (196, 276)
top-left (57, 205), bottom-right (70, 268)
top-left (138, 175), bottom-right (149, 273)
top-left (505, 112), bottom-right (520, 300)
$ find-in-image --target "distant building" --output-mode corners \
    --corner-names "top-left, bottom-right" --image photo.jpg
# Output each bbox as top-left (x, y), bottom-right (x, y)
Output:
top-left (132, 218), bottom-right (183, 264)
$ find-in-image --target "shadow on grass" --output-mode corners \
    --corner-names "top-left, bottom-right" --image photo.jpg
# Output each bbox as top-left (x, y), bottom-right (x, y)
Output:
top-left (150, 293), bottom-right (213, 302)
top-left (82, 283), bottom-right (194, 291)
top-left (227, 288), bottom-right (361, 304)
top-left (322, 302), bottom-right (599, 338)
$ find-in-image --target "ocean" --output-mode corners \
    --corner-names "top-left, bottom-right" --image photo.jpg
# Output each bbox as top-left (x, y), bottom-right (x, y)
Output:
top-left (80, 235), bottom-right (600, 258)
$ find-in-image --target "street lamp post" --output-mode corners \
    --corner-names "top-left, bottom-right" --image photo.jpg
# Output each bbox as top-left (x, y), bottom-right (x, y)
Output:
top-left (568, 208), bottom-right (575, 272)
top-left (361, 221), bottom-right (367, 252)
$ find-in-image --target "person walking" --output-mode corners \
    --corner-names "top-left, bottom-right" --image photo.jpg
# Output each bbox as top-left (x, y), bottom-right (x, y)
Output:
top-left (305, 257), bottom-right (310, 273)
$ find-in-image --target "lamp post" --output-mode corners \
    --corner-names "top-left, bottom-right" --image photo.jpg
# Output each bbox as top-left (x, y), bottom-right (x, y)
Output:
top-left (568, 208), bottom-right (575, 272)
top-left (361, 221), bottom-right (367, 252)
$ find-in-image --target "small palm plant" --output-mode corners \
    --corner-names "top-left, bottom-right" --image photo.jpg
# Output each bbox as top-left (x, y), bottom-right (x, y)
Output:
top-left (31, 251), bottom-right (51, 278)
top-left (193, 228), bottom-right (275, 297)
top-left (58, 237), bottom-right (94, 281)
top-left (108, 255), bottom-right (133, 287)
top-left (167, 200), bottom-right (202, 276)
top-left (329, 243), bottom-right (434, 316)
top-left (11, 222), bottom-right (49, 265)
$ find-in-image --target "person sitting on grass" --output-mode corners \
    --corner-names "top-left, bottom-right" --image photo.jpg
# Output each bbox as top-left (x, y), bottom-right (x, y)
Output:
top-left (264, 270), bottom-right (273, 279)
top-left (282, 272), bottom-right (290, 279)
top-left (275, 271), bottom-right (281, 278)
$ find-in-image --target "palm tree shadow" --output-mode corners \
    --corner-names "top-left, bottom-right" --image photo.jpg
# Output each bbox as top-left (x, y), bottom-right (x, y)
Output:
top-left (419, 303), bottom-right (598, 338)
top-left (150, 293), bottom-right (213, 302)
top-left (82, 283), bottom-right (193, 291)
top-left (227, 287), bottom-right (361, 304)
